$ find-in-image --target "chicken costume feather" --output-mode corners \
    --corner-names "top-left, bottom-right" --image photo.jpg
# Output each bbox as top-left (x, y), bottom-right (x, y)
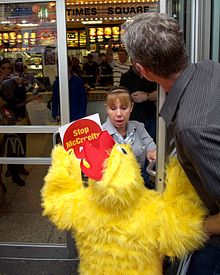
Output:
top-left (41, 132), bottom-right (207, 275)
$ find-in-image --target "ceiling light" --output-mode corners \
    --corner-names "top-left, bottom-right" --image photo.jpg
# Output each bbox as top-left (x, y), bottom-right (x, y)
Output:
top-left (1, 21), bottom-right (11, 24)
top-left (82, 20), bottom-right (102, 24)
top-left (16, 23), bottom-right (39, 27)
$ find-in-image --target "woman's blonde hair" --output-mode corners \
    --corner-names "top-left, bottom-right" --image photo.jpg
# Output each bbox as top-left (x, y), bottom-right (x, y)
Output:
top-left (105, 86), bottom-right (132, 107)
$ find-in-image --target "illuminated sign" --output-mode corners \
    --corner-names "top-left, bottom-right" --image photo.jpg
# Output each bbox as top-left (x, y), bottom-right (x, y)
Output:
top-left (66, 2), bottom-right (159, 21)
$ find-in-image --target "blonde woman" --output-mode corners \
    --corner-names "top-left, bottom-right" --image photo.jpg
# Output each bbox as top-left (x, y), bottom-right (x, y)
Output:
top-left (102, 87), bottom-right (156, 188)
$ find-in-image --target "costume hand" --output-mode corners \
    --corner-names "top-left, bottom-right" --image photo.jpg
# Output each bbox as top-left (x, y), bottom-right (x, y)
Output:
top-left (147, 149), bottom-right (156, 162)
top-left (131, 91), bottom-right (148, 103)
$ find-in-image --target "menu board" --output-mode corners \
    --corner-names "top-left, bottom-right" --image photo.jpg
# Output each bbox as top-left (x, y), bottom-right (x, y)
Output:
top-left (89, 28), bottom-right (96, 43)
top-left (0, 29), bottom-right (56, 49)
top-left (96, 27), bottom-right (104, 42)
top-left (9, 32), bottom-right (16, 47)
top-left (112, 26), bottom-right (120, 41)
top-left (65, 26), bottom-right (121, 49)
top-left (79, 31), bottom-right (86, 48)
top-left (67, 29), bottom-right (86, 48)
top-left (88, 25), bottom-right (120, 44)
top-left (67, 31), bottom-right (79, 48)
top-left (104, 27), bottom-right (112, 39)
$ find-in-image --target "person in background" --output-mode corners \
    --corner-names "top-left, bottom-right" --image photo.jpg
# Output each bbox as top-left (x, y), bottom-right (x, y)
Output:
top-left (106, 42), bottom-right (115, 69)
top-left (14, 58), bottom-right (24, 76)
top-left (52, 63), bottom-right (87, 123)
top-left (102, 87), bottom-right (156, 188)
top-left (83, 53), bottom-right (98, 88)
top-left (96, 53), bottom-right (113, 87)
top-left (0, 58), bottom-right (12, 84)
top-left (120, 61), bottom-right (157, 141)
top-left (71, 57), bottom-right (83, 79)
top-left (0, 58), bottom-right (29, 187)
top-left (113, 48), bottom-right (130, 86)
top-left (106, 41), bottom-right (130, 86)
top-left (122, 12), bottom-right (220, 275)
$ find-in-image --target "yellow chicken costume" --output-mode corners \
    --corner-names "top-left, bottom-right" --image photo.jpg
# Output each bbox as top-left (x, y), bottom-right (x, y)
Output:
top-left (41, 132), bottom-right (207, 275)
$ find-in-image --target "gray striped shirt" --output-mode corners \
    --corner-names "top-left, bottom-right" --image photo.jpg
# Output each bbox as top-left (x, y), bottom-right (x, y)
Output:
top-left (113, 62), bottom-right (130, 86)
top-left (161, 60), bottom-right (220, 246)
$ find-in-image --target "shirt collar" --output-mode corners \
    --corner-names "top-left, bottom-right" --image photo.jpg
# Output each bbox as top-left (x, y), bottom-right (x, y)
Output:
top-left (160, 63), bottom-right (196, 126)
top-left (104, 117), bottom-right (118, 135)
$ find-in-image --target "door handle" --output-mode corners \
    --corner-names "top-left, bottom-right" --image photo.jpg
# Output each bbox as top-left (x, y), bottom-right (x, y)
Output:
top-left (146, 161), bottom-right (156, 177)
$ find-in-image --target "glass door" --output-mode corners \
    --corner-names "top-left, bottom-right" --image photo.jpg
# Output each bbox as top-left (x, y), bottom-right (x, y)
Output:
top-left (211, 0), bottom-right (220, 62)
top-left (0, 0), bottom-right (76, 274)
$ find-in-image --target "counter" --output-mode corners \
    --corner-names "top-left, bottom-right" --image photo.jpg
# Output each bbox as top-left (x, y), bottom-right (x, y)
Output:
top-left (27, 89), bottom-right (108, 124)
top-left (87, 89), bottom-right (108, 101)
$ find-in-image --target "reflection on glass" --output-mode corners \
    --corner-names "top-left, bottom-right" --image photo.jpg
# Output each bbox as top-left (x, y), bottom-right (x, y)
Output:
top-left (0, 2), bottom-right (57, 126)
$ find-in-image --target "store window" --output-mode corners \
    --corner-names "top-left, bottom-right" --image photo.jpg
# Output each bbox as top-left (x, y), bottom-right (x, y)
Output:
top-left (0, 1), bottom-right (160, 126)
top-left (65, 0), bottom-right (160, 123)
top-left (0, 2), bottom-right (57, 126)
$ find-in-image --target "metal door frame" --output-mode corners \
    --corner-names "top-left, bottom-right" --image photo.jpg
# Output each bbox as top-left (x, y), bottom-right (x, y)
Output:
top-left (157, 0), bottom-right (212, 192)
top-left (1, 0), bottom-right (213, 272)
top-left (0, 0), bottom-right (76, 273)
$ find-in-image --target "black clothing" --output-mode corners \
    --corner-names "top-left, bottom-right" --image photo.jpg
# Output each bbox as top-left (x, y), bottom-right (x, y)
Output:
top-left (98, 61), bottom-right (113, 86)
top-left (0, 78), bottom-right (28, 185)
top-left (83, 61), bottom-right (98, 87)
top-left (98, 61), bottom-right (113, 75)
top-left (83, 61), bottom-right (98, 76)
top-left (120, 68), bottom-right (157, 123)
top-left (0, 79), bottom-right (27, 119)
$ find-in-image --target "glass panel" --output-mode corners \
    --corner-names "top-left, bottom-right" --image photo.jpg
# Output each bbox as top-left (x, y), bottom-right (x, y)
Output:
top-left (168, 0), bottom-right (192, 58)
top-left (211, 0), bottom-right (220, 62)
top-left (0, 1), bottom-right (65, 245)
top-left (66, 1), bottom-right (160, 125)
top-left (0, 132), bottom-right (65, 243)
top-left (0, 2), bottom-right (57, 126)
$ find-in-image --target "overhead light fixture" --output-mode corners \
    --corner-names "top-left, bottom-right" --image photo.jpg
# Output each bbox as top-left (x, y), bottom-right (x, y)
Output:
top-left (16, 23), bottom-right (39, 27)
top-left (82, 20), bottom-right (102, 24)
top-left (1, 21), bottom-right (11, 24)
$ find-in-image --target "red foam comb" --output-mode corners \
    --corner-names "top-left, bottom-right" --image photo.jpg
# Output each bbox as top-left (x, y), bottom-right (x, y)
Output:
top-left (80, 131), bottom-right (115, 181)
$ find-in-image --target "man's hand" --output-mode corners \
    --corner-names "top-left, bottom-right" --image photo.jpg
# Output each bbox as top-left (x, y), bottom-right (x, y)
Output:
top-left (205, 212), bottom-right (220, 236)
top-left (131, 90), bottom-right (157, 103)
top-left (131, 91), bottom-right (148, 103)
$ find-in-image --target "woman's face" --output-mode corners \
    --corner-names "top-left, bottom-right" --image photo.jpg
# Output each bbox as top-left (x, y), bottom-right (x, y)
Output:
top-left (0, 62), bottom-right (11, 79)
top-left (106, 98), bottom-right (133, 131)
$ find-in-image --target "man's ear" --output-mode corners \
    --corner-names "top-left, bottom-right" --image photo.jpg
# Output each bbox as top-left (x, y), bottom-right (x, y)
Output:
top-left (135, 63), bottom-right (149, 78)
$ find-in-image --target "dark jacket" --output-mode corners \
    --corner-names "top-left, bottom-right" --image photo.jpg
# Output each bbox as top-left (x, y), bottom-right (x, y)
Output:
top-left (0, 78), bottom-right (27, 120)
top-left (120, 68), bottom-right (157, 123)
top-left (52, 74), bottom-right (87, 121)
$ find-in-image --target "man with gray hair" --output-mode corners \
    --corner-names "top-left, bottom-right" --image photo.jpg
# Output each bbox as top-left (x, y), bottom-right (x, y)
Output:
top-left (122, 12), bottom-right (220, 275)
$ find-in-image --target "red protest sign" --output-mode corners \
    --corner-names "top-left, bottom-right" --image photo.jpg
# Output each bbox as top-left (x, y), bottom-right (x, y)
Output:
top-left (62, 118), bottom-right (102, 159)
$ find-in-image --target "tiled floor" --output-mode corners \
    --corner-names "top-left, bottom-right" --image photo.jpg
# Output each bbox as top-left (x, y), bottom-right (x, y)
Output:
top-left (0, 165), bottom-right (66, 244)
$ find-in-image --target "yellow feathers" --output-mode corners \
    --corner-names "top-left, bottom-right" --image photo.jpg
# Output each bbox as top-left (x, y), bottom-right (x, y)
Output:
top-left (41, 145), bottom-right (207, 275)
top-left (89, 144), bottom-right (145, 211)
